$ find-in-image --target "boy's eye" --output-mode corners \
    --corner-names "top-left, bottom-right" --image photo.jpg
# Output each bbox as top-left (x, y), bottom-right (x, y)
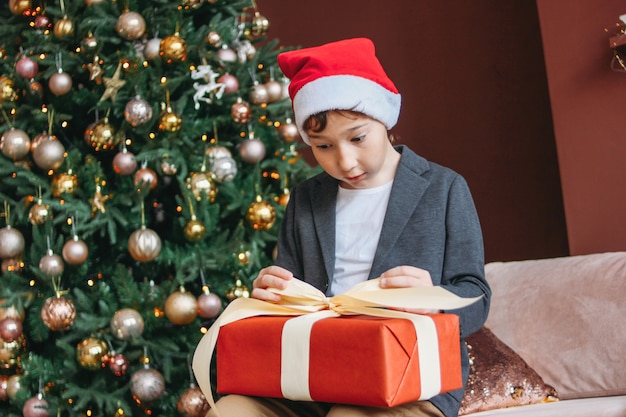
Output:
top-left (351, 135), bottom-right (365, 142)
top-left (316, 144), bottom-right (331, 150)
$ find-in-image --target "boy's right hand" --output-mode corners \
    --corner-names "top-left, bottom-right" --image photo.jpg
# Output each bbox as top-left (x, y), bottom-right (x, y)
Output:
top-left (251, 265), bottom-right (294, 302)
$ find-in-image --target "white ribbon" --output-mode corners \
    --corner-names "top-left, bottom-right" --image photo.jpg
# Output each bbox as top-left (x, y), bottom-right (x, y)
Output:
top-left (192, 278), bottom-right (482, 417)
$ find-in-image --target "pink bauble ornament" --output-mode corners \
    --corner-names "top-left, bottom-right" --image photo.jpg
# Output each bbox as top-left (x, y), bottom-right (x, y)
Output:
top-left (109, 352), bottom-right (130, 376)
top-left (217, 73), bottom-right (239, 93)
top-left (34, 15), bottom-right (51, 30)
top-left (16, 56), bottom-right (39, 79)
top-left (0, 318), bottom-right (22, 342)
top-left (62, 238), bottom-right (89, 265)
top-left (112, 149), bottom-right (137, 175)
top-left (130, 367), bottom-right (165, 402)
top-left (49, 71), bottom-right (73, 95)
top-left (239, 138), bottom-right (266, 163)
top-left (1, 128), bottom-right (31, 160)
top-left (115, 10), bottom-right (146, 40)
top-left (39, 252), bottom-right (64, 276)
top-left (0, 226), bottom-right (25, 259)
top-left (216, 46), bottom-right (237, 63)
top-left (32, 135), bottom-right (65, 171)
top-left (177, 386), bottom-right (210, 417)
top-left (197, 290), bottom-right (221, 318)
top-left (22, 395), bottom-right (49, 417)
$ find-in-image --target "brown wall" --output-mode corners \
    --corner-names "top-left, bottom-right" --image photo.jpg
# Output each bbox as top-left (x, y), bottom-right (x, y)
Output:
top-left (536, 0), bottom-right (626, 255)
top-left (260, 0), bottom-right (572, 262)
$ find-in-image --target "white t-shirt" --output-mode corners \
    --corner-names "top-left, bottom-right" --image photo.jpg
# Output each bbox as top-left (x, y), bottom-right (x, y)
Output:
top-left (327, 181), bottom-right (393, 296)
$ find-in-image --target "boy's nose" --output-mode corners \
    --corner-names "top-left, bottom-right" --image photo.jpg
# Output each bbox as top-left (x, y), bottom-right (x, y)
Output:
top-left (336, 147), bottom-right (356, 172)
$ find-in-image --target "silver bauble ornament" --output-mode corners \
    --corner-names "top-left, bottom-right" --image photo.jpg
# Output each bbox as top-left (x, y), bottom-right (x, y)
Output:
top-left (115, 10), bottom-right (146, 40)
top-left (264, 79), bottom-right (283, 103)
top-left (210, 156), bottom-right (237, 183)
top-left (124, 96), bottom-right (153, 126)
top-left (130, 367), bottom-right (165, 402)
top-left (278, 118), bottom-right (300, 143)
top-left (0, 226), bottom-right (25, 259)
top-left (249, 82), bottom-right (269, 105)
top-left (32, 135), bottom-right (65, 171)
top-left (216, 46), bottom-right (237, 63)
top-left (1, 128), bottom-right (31, 160)
top-left (110, 308), bottom-right (144, 340)
top-left (39, 252), bottom-right (64, 276)
top-left (144, 37), bottom-right (162, 61)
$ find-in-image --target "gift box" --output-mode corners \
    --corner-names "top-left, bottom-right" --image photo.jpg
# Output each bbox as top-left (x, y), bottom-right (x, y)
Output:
top-left (216, 313), bottom-right (462, 407)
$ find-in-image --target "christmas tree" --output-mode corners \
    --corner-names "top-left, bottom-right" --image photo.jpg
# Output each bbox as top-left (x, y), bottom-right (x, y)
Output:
top-left (0, 0), bottom-right (317, 416)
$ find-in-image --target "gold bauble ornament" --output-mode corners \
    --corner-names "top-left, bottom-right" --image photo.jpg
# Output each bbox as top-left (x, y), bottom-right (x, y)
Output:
top-left (245, 197), bottom-right (276, 230)
top-left (186, 171), bottom-right (216, 201)
top-left (159, 33), bottom-right (187, 63)
top-left (0, 77), bottom-right (17, 103)
top-left (41, 294), bottom-right (76, 331)
top-left (9, 0), bottom-right (32, 15)
top-left (164, 287), bottom-right (198, 325)
top-left (53, 16), bottom-right (75, 39)
top-left (184, 218), bottom-right (206, 242)
top-left (246, 12), bottom-right (270, 39)
top-left (110, 308), bottom-right (144, 340)
top-left (51, 172), bottom-right (78, 198)
top-left (0, 335), bottom-right (25, 369)
top-left (115, 10), bottom-right (146, 40)
top-left (158, 106), bottom-right (182, 132)
top-left (0, 299), bottom-right (25, 321)
top-left (206, 31), bottom-right (222, 47)
top-left (5, 374), bottom-right (22, 400)
top-left (226, 279), bottom-right (250, 301)
top-left (128, 226), bottom-right (161, 262)
top-left (86, 118), bottom-right (118, 151)
top-left (76, 337), bottom-right (109, 370)
top-left (278, 118), bottom-right (300, 142)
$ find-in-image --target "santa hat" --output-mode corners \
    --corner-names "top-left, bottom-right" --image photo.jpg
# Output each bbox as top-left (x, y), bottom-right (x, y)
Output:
top-left (277, 38), bottom-right (401, 145)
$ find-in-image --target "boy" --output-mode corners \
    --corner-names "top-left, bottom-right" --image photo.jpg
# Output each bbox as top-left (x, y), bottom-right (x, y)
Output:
top-left (212, 37), bottom-right (491, 417)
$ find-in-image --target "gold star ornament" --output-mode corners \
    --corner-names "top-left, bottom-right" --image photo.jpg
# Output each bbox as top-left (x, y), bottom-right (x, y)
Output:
top-left (100, 62), bottom-right (126, 102)
top-left (89, 184), bottom-right (112, 215)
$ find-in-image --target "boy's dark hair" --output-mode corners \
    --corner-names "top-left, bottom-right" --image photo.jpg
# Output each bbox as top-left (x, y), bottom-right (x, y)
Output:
top-left (303, 110), bottom-right (396, 142)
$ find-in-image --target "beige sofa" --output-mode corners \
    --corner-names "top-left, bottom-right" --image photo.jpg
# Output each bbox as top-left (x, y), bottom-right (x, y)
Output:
top-left (459, 252), bottom-right (626, 416)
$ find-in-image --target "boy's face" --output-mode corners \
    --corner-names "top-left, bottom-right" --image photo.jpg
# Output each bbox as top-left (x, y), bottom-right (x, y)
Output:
top-left (307, 112), bottom-right (400, 189)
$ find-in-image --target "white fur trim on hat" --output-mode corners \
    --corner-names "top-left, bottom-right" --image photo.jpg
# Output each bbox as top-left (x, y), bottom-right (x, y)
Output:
top-left (293, 75), bottom-right (401, 145)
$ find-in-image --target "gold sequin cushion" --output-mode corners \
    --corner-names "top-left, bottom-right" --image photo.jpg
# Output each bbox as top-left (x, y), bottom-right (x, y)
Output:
top-left (458, 326), bottom-right (558, 415)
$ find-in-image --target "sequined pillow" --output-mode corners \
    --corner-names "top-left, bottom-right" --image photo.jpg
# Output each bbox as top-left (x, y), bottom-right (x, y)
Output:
top-left (458, 327), bottom-right (558, 415)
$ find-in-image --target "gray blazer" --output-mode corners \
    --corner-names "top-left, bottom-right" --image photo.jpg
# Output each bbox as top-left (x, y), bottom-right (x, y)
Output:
top-left (275, 145), bottom-right (491, 416)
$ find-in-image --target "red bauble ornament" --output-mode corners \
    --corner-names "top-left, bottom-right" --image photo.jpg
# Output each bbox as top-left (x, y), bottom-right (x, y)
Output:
top-left (16, 56), bottom-right (39, 79)
top-left (109, 352), bottom-right (130, 376)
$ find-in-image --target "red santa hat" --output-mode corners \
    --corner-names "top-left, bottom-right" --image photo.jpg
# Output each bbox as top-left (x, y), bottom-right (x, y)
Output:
top-left (277, 38), bottom-right (401, 145)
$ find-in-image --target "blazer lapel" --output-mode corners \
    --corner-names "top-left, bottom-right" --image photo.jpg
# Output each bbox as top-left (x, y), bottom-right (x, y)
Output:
top-left (370, 147), bottom-right (430, 278)
top-left (311, 174), bottom-right (338, 283)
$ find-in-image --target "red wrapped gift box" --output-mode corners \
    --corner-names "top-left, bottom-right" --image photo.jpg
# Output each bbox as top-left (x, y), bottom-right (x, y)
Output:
top-left (216, 313), bottom-right (462, 407)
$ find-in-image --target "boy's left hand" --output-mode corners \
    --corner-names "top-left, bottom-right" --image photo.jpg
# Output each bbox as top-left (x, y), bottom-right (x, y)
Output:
top-left (379, 265), bottom-right (441, 314)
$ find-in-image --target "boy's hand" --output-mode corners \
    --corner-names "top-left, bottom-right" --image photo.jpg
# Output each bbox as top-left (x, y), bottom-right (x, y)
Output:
top-left (251, 265), bottom-right (294, 302)
top-left (379, 265), bottom-right (441, 314)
